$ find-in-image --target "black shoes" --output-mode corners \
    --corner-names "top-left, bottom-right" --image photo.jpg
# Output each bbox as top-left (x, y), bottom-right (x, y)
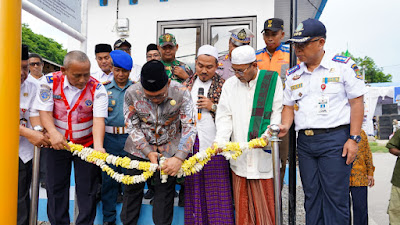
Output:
top-left (144, 189), bottom-right (154, 199)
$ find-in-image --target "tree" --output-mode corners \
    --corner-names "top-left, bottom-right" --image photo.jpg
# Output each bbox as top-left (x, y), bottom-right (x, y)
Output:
top-left (22, 23), bottom-right (67, 65)
top-left (341, 51), bottom-right (392, 83)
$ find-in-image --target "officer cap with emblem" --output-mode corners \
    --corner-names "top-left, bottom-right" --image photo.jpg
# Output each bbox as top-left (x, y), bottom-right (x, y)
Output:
top-left (229, 28), bottom-right (254, 47)
top-left (141, 60), bottom-right (168, 92)
top-left (95, 44), bottom-right (112, 53)
top-left (110, 50), bottom-right (133, 71)
top-left (114, 38), bottom-right (132, 49)
top-left (158, 33), bottom-right (177, 47)
top-left (286, 18), bottom-right (326, 43)
top-left (262, 18), bottom-right (284, 33)
top-left (22, 44), bottom-right (29, 60)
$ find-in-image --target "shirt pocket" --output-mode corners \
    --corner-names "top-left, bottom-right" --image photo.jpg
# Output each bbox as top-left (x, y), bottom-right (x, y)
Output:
top-left (258, 150), bottom-right (272, 173)
top-left (323, 76), bottom-right (344, 94)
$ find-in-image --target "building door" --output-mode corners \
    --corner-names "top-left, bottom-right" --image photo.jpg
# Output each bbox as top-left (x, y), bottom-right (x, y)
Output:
top-left (158, 16), bottom-right (256, 70)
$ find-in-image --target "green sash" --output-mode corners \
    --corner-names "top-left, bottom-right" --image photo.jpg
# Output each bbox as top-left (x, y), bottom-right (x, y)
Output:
top-left (247, 70), bottom-right (278, 141)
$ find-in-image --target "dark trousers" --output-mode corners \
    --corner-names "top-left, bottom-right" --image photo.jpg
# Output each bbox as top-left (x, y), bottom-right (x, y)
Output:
top-left (17, 158), bottom-right (32, 225)
top-left (297, 126), bottom-right (352, 225)
top-left (350, 186), bottom-right (368, 225)
top-left (102, 133), bottom-right (128, 223)
top-left (39, 147), bottom-right (49, 183)
top-left (121, 154), bottom-right (177, 225)
top-left (44, 148), bottom-right (100, 225)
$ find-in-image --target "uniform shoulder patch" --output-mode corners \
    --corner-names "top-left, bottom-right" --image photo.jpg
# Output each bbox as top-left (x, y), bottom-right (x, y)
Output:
top-left (332, 55), bottom-right (350, 64)
top-left (102, 80), bottom-right (111, 85)
top-left (286, 64), bottom-right (300, 76)
top-left (45, 75), bottom-right (53, 84)
top-left (280, 45), bottom-right (290, 53)
top-left (255, 48), bottom-right (266, 55)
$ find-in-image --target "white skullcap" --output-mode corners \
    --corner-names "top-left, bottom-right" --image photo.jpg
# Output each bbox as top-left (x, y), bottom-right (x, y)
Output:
top-left (231, 45), bottom-right (256, 65)
top-left (197, 45), bottom-right (219, 60)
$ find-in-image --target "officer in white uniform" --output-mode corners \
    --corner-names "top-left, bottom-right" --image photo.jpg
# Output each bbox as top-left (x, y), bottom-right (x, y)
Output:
top-left (279, 19), bottom-right (366, 225)
top-left (18, 44), bottom-right (50, 225)
top-left (33, 51), bottom-right (108, 225)
top-left (91, 43), bottom-right (114, 83)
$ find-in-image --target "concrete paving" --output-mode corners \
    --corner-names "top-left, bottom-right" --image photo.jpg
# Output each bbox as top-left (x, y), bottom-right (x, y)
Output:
top-left (368, 153), bottom-right (397, 225)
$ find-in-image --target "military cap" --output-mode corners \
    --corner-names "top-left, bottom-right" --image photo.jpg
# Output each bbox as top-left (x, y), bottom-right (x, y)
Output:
top-left (229, 28), bottom-right (254, 47)
top-left (287, 18), bottom-right (326, 43)
top-left (158, 33), bottom-right (177, 47)
top-left (110, 50), bottom-right (132, 71)
top-left (262, 18), bottom-right (284, 32)
top-left (114, 38), bottom-right (131, 49)
top-left (95, 44), bottom-right (112, 53)
top-left (22, 44), bottom-right (29, 60)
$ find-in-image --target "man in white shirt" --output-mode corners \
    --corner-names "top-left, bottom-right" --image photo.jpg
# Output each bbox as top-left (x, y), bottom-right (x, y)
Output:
top-left (91, 43), bottom-right (114, 84)
top-left (28, 53), bottom-right (45, 82)
top-left (33, 51), bottom-right (108, 225)
top-left (18, 44), bottom-right (51, 225)
top-left (280, 19), bottom-right (366, 225)
top-left (215, 45), bottom-right (283, 225)
top-left (184, 45), bottom-right (235, 224)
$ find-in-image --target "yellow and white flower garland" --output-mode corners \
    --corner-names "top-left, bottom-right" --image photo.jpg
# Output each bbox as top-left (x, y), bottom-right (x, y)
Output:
top-left (66, 137), bottom-right (268, 185)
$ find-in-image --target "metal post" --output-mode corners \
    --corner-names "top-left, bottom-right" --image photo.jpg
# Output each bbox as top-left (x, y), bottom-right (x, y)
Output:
top-left (270, 124), bottom-right (282, 225)
top-left (29, 146), bottom-right (41, 225)
top-left (0, 0), bottom-right (21, 224)
top-left (289, 0), bottom-right (298, 224)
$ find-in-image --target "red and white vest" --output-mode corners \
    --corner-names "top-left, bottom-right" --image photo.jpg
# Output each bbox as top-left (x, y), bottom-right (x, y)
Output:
top-left (52, 71), bottom-right (99, 146)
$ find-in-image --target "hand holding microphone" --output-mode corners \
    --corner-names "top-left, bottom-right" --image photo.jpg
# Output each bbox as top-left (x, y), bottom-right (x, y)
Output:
top-left (197, 88), bottom-right (204, 120)
top-left (197, 88), bottom-right (215, 120)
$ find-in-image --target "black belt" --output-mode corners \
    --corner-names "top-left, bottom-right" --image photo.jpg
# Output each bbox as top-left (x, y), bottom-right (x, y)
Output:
top-left (299, 124), bottom-right (349, 136)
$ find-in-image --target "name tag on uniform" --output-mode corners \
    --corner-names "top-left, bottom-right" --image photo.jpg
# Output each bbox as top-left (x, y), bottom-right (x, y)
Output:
top-left (317, 96), bottom-right (329, 114)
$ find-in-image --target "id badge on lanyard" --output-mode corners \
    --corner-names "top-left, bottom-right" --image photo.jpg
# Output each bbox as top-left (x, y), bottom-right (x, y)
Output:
top-left (20, 108), bottom-right (28, 127)
top-left (317, 78), bottom-right (329, 115)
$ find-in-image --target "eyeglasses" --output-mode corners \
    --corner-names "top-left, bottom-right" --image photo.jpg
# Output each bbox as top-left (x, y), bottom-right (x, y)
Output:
top-left (229, 64), bottom-right (252, 76)
top-left (146, 53), bottom-right (160, 60)
top-left (29, 62), bottom-right (42, 67)
top-left (293, 38), bottom-right (321, 50)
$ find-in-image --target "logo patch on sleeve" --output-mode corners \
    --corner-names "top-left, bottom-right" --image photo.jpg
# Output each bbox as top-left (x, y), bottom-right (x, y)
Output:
top-left (287, 65), bottom-right (300, 76)
top-left (46, 75), bottom-right (53, 84)
top-left (332, 55), bottom-right (350, 64)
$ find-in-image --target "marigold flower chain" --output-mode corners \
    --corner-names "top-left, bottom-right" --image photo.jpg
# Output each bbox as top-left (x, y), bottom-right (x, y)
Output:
top-left (66, 137), bottom-right (268, 184)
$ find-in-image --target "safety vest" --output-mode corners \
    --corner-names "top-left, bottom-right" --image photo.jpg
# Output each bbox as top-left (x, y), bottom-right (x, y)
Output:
top-left (52, 71), bottom-right (98, 146)
top-left (256, 44), bottom-right (290, 77)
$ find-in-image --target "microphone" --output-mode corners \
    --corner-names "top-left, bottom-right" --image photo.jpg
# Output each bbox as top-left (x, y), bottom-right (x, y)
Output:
top-left (198, 87), bottom-right (204, 120)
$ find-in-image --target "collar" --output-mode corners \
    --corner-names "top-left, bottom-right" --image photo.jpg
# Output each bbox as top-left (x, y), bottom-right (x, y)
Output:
top-left (63, 76), bottom-right (82, 91)
top-left (162, 59), bottom-right (180, 66)
top-left (318, 51), bottom-right (331, 70)
top-left (109, 79), bottom-right (133, 91)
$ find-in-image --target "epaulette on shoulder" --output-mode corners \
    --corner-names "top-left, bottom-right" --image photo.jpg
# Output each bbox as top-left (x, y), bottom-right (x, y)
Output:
top-left (45, 75), bottom-right (53, 84)
top-left (255, 48), bottom-right (266, 55)
top-left (280, 45), bottom-right (290, 53)
top-left (102, 80), bottom-right (111, 85)
top-left (332, 55), bottom-right (350, 64)
top-left (286, 64), bottom-right (300, 76)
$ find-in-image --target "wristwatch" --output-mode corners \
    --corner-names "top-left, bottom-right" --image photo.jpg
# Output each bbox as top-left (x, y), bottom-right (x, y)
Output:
top-left (211, 104), bottom-right (217, 113)
top-left (349, 135), bottom-right (361, 143)
top-left (33, 125), bottom-right (44, 132)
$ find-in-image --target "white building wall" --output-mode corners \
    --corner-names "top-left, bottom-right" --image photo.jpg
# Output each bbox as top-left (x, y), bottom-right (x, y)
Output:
top-left (74, 0), bottom-right (275, 72)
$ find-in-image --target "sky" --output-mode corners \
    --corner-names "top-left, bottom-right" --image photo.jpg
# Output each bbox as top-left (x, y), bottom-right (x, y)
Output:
top-left (319, 0), bottom-right (400, 82)
top-left (22, 0), bottom-right (400, 82)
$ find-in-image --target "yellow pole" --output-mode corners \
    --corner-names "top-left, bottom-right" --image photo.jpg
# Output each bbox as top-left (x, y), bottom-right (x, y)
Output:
top-left (0, 0), bottom-right (22, 223)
